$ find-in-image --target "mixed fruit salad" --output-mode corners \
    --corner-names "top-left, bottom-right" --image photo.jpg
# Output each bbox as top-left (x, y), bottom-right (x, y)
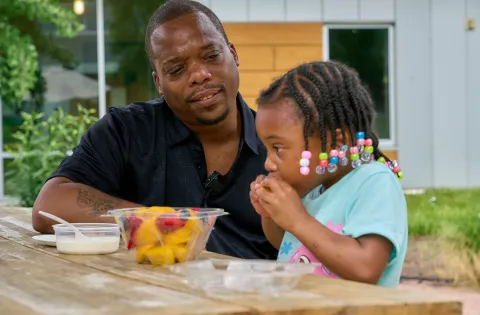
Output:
top-left (116, 206), bottom-right (214, 265)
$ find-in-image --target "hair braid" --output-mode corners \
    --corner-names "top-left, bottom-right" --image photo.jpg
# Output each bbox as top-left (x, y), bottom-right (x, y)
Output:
top-left (286, 72), bottom-right (312, 150)
top-left (341, 69), bottom-right (366, 135)
top-left (257, 75), bottom-right (287, 105)
top-left (256, 60), bottom-right (396, 171)
top-left (296, 76), bottom-right (327, 152)
top-left (305, 64), bottom-right (341, 151)
top-left (324, 65), bottom-right (351, 145)
top-left (311, 63), bottom-right (357, 147)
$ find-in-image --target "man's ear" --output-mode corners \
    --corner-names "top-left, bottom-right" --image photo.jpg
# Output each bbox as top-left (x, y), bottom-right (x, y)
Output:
top-left (228, 42), bottom-right (240, 67)
top-left (152, 71), bottom-right (163, 95)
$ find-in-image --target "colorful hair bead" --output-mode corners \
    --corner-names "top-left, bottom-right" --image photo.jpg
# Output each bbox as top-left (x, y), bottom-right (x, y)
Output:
top-left (315, 165), bottom-right (326, 175)
top-left (327, 149), bottom-right (339, 173)
top-left (361, 138), bottom-right (374, 162)
top-left (300, 151), bottom-right (311, 175)
top-left (350, 142), bottom-right (362, 168)
top-left (349, 146), bottom-right (362, 168)
top-left (316, 152), bottom-right (328, 175)
top-left (377, 158), bottom-right (403, 179)
top-left (389, 160), bottom-right (403, 179)
top-left (339, 145), bottom-right (349, 166)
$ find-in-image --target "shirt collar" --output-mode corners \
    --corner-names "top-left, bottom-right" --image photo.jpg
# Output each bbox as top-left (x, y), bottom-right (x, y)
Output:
top-left (166, 93), bottom-right (261, 155)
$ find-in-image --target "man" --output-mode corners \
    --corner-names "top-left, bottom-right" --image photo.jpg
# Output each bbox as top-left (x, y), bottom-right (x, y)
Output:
top-left (32, 0), bottom-right (278, 260)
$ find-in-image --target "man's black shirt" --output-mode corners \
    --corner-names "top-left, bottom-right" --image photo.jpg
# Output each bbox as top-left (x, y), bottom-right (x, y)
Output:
top-left (49, 94), bottom-right (278, 259)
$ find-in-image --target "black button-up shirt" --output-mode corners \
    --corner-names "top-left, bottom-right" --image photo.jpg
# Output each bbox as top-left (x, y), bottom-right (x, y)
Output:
top-left (49, 94), bottom-right (278, 259)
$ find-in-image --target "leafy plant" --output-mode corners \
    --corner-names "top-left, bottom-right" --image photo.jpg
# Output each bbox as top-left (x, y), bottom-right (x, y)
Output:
top-left (0, 0), bottom-right (84, 109)
top-left (4, 104), bottom-right (98, 206)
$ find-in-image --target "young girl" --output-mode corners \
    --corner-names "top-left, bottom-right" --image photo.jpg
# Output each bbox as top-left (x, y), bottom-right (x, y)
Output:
top-left (249, 60), bottom-right (407, 288)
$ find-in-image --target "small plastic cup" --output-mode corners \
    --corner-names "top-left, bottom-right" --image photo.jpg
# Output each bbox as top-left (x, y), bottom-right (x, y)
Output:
top-left (107, 207), bottom-right (228, 265)
top-left (53, 223), bottom-right (120, 255)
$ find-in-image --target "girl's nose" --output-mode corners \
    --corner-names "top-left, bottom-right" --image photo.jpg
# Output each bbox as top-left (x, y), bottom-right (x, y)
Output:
top-left (264, 157), bottom-right (277, 173)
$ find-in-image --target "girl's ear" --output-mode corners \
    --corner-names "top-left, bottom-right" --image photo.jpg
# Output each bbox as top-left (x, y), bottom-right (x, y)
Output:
top-left (335, 128), bottom-right (352, 147)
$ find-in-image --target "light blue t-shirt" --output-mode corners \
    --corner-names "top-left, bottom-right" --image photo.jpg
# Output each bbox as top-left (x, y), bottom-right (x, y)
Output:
top-left (277, 162), bottom-right (408, 287)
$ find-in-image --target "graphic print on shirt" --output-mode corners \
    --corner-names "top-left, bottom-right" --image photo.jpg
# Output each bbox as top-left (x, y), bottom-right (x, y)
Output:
top-left (288, 221), bottom-right (343, 278)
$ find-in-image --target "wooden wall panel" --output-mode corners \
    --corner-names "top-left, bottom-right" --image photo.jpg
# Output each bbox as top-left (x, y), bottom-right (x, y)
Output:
top-left (223, 23), bottom-right (323, 46)
top-left (224, 22), bottom-right (398, 160)
top-left (235, 46), bottom-right (274, 71)
top-left (238, 71), bottom-right (285, 98)
top-left (275, 46), bottom-right (323, 71)
top-left (225, 22), bottom-right (323, 109)
top-left (383, 150), bottom-right (398, 161)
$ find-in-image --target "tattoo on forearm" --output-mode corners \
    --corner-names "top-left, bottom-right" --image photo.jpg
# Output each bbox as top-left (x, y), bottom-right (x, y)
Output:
top-left (77, 187), bottom-right (121, 215)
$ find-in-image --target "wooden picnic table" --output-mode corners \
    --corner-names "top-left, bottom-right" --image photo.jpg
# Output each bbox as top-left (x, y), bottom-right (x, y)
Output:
top-left (0, 206), bottom-right (462, 315)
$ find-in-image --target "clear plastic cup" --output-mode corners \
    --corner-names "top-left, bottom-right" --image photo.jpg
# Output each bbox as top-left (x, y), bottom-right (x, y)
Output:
top-left (107, 207), bottom-right (228, 265)
top-left (53, 223), bottom-right (120, 255)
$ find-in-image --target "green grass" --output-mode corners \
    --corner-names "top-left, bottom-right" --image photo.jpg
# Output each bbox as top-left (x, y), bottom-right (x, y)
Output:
top-left (407, 189), bottom-right (480, 252)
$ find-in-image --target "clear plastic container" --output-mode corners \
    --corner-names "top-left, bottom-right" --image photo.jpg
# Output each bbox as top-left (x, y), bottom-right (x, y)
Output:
top-left (107, 207), bottom-right (228, 265)
top-left (169, 259), bottom-right (319, 294)
top-left (53, 223), bottom-right (120, 255)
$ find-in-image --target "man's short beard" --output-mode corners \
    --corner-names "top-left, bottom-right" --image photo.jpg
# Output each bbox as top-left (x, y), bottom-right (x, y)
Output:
top-left (196, 106), bottom-right (230, 126)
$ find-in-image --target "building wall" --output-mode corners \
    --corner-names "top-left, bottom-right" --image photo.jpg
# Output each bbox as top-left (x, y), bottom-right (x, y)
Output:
top-left (2, 0), bottom-right (477, 198)
top-left (195, 0), bottom-right (395, 22)
top-left (196, 0), bottom-right (479, 189)
top-left (223, 23), bottom-right (323, 110)
top-left (396, 0), bottom-right (480, 188)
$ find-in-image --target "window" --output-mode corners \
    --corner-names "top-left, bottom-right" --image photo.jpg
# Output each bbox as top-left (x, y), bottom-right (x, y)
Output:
top-left (103, 0), bottom-right (160, 110)
top-left (1, 0), bottom-right (100, 198)
top-left (323, 25), bottom-right (394, 146)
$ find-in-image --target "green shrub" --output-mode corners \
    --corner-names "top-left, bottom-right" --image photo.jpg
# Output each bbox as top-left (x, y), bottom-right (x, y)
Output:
top-left (4, 105), bottom-right (97, 206)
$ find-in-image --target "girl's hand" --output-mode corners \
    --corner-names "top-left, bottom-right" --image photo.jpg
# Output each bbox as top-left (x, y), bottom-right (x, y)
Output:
top-left (255, 176), bottom-right (309, 232)
top-left (249, 175), bottom-right (269, 217)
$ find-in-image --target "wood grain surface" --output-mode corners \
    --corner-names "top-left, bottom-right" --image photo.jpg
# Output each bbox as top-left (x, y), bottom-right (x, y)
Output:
top-left (0, 207), bottom-right (462, 315)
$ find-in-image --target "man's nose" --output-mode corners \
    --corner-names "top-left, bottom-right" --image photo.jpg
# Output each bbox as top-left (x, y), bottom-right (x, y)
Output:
top-left (188, 62), bottom-right (212, 86)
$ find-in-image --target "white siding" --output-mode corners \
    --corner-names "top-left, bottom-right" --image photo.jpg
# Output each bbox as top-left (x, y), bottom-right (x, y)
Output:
top-left (205, 0), bottom-right (394, 23)
top-left (249, 0), bottom-right (286, 22)
top-left (192, 0), bottom-right (211, 7)
top-left (210, 0), bottom-right (248, 22)
top-left (466, 0), bottom-right (480, 186)
top-left (323, 0), bottom-right (360, 21)
top-left (395, 0), bottom-right (433, 188)
top-left (359, 0), bottom-right (395, 21)
top-left (431, 0), bottom-right (468, 187)
top-left (285, 0), bottom-right (323, 22)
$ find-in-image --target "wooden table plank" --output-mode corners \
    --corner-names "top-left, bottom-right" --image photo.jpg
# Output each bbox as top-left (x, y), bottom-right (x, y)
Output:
top-left (0, 238), bottom-right (250, 315)
top-left (0, 207), bottom-right (463, 315)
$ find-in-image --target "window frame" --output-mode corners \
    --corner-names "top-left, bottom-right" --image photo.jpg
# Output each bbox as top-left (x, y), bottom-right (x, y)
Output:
top-left (322, 24), bottom-right (395, 148)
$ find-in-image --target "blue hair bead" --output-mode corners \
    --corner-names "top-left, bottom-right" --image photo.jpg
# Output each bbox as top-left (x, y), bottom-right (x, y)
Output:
top-left (329, 156), bottom-right (339, 165)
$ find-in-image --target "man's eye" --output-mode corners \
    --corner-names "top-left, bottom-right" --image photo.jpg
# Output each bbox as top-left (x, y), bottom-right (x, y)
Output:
top-left (206, 52), bottom-right (220, 60)
top-left (169, 66), bottom-right (184, 75)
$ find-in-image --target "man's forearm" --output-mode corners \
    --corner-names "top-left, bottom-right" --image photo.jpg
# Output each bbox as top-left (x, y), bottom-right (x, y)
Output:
top-left (32, 179), bottom-right (142, 233)
top-left (261, 216), bottom-right (285, 250)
